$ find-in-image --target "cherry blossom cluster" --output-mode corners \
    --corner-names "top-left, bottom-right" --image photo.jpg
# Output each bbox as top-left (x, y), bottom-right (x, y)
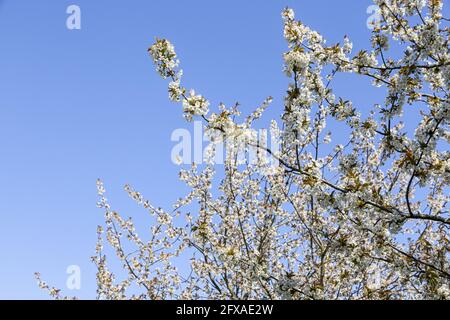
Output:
top-left (39, 0), bottom-right (449, 300)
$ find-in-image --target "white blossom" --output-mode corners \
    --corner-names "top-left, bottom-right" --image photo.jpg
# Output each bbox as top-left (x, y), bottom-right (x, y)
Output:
top-left (39, 2), bottom-right (450, 301)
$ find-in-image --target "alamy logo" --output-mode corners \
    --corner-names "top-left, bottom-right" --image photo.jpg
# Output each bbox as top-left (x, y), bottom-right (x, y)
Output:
top-left (66, 5), bottom-right (81, 30)
top-left (66, 265), bottom-right (81, 290)
top-left (170, 121), bottom-right (281, 170)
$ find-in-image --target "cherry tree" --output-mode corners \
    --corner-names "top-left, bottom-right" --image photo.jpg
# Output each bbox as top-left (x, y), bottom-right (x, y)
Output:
top-left (37, 0), bottom-right (449, 300)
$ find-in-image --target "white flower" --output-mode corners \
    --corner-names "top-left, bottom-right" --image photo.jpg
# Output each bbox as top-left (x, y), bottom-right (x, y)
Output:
top-left (168, 80), bottom-right (183, 102)
top-left (182, 90), bottom-right (209, 120)
top-left (343, 35), bottom-right (353, 54)
top-left (282, 8), bottom-right (295, 21)
top-left (148, 39), bottom-right (179, 78)
top-left (283, 49), bottom-right (310, 76)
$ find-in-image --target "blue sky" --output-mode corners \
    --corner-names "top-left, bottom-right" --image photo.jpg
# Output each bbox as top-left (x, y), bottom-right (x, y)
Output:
top-left (0, 0), bottom-right (446, 299)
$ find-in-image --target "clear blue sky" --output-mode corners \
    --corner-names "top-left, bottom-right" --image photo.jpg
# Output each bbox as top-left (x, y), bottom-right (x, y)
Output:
top-left (0, 0), bottom-right (446, 299)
